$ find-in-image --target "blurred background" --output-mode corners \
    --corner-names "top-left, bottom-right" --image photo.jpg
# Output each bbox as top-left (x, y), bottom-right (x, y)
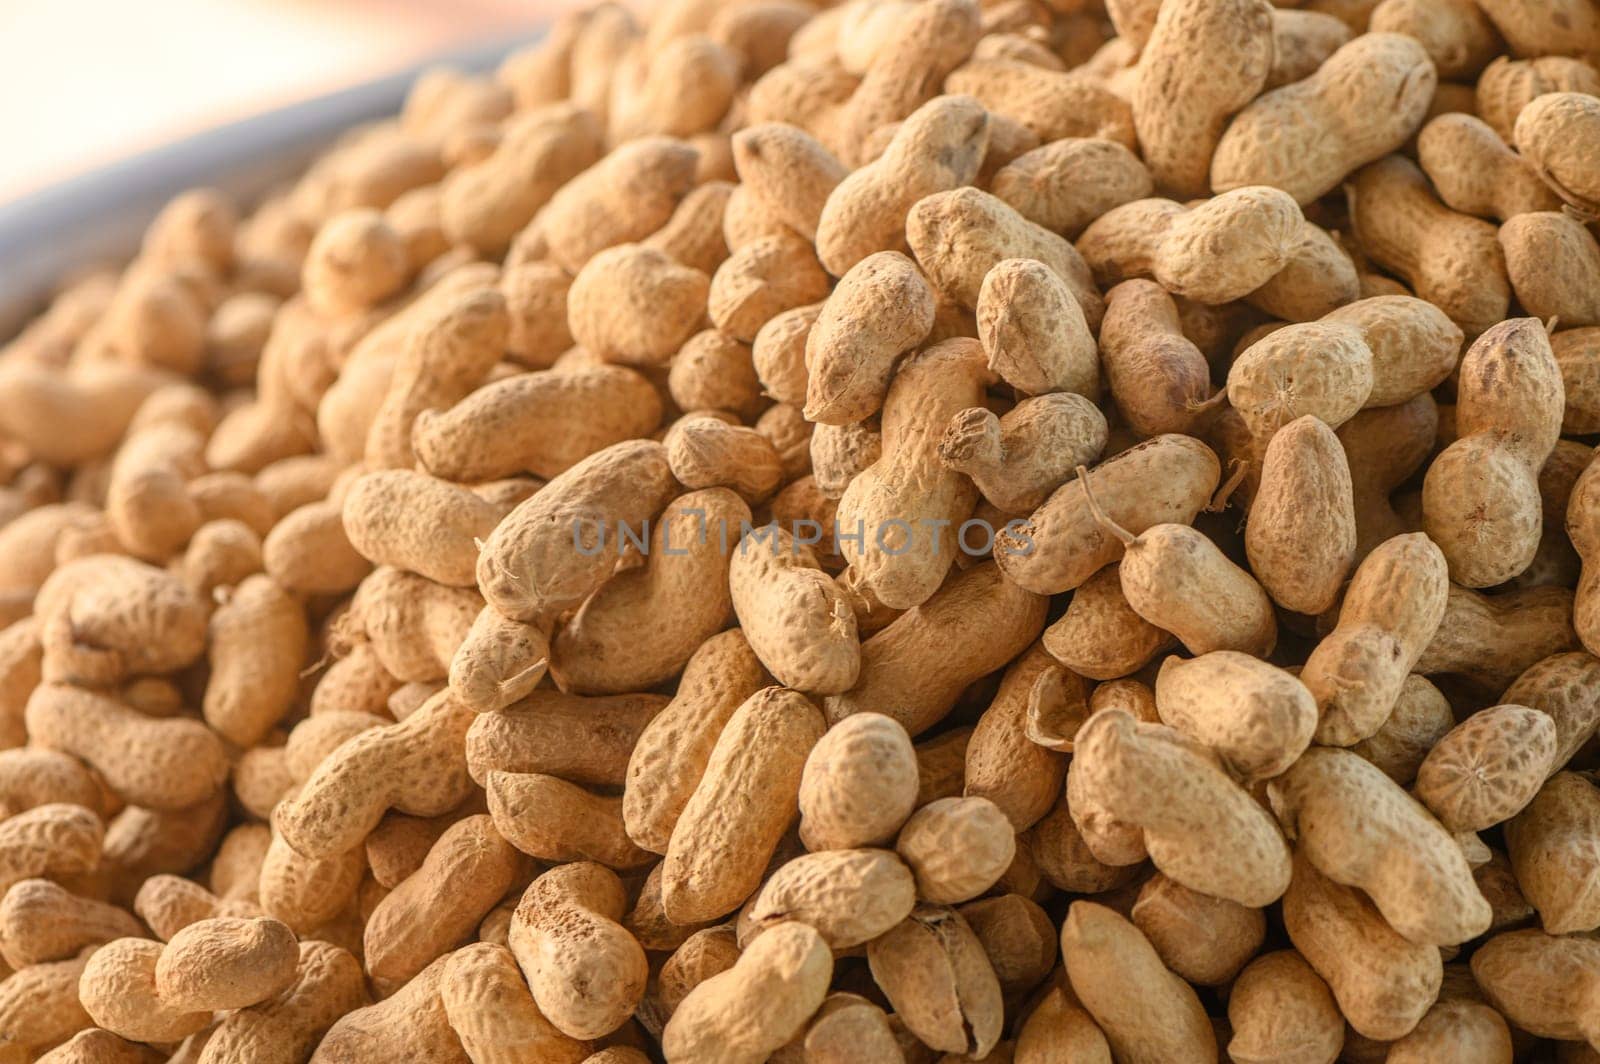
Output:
top-left (0, 0), bottom-right (580, 204)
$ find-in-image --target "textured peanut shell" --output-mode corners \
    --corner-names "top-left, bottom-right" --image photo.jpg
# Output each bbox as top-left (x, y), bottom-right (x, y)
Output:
top-left (803, 251), bottom-right (934, 425)
top-left (363, 815), bottom-right (525, 992)
top-left (154, 916), bottom-right (299, 1012)
top-left (663, 921), bottom-right (833, 1064)
top-left (669, 328), bottom-right (765, 420)
top-left (314, 952), bottom-right (468, 1062)
top-left (730, 525), bottom-right (859, 694)
top-left (664, 416), bottom-right (785, 504)
top-left (439, 103), bottom-right (604, 255)
top-left (940, 394), bottom-right (1108, 519)
top-left (364, 285), bottom-right (509, 470)
top-left (477, 439), bottom-right (678, 623)
top-left (33, 554), bottom-right (208, 683)
top-left (797, 711), bottom-right (919, 851)
top-left (568, 243), bottom-right (710, 366)
top-left (1130, 872), bottom-right (1265, 987)
top-left (1514, 91), bottom-right (1600, 216)
top-left (1345, 155), bottom-right (1510, 337)
top-left (1470, 929), bottom-right (1600, 1044)
top-left (25, 686), bottom-right (227, 811)
top-left (551, 488), bottom-right (748, 694)
top-left (350, 567), bottom-right (480, 683)
top-left (1303, 532), bottom-right (1449, 745)
top-left (1270, 747), bottom-right (1491, 945)
top-left (1211, 32), bottom-right (1436, 204)
top-left (1069, 711), bottom-right (1289, 906)
top-left (896, 796), bottom-right (1015, 905)
top-left (662, 687), bottom-right (825, 923)
top-left (623, 629), bottom-right (769, 854)
top-left (467, 689), bottom-right (664, 788)
top-left (487, 771), bottom-right (651, 870)
top-left (1226, 949), bottom-right (1345, 1064)
top-left (1227, 322), bottom-right (1375, 440)
top-left (1247, 219), bottom-right (1360, 321)
top-left (438, 943), bottom-right (588, 1064)
top-left (963, 644), bottom-right (1069, 831)
top-left (990, 137), bottom-right (1152, 237)
top-left (1283, 856), bottom-right (1442, 1041)
top-left (1155, 652), bottom-right (1316, 782)
top-left (731, 121), bottom-right (846, 241)
top-left (745, 848), bottom-right (915, 948)
top-left (834, 338), bottom-right (989, 610)
top-left (707, 231), bottom-right (830, 344)
top-left (508, 861), bottom-right (647, 1041)
top-left (1246, 414), bottom-right (1357, 614)
top-left (1417, 111), bottom-right (1562, 221)
top-left (996, 434), bottom-right (1220, 595)
top-left (906, 187), bottom-right (1103, 328)
top-left (539, 135), bottom-right (697, 272)
top-left (1504, 772), bottom-right (1600, 935)
top-left (828, 0), bottom-right (981, 165)
top-left (957, 892), bottom-right (1057, 995)
top-left (1350, 673), bottom-right (1454, 785)
top-left (0, 803), bottom-right (104, 899)
top-left (1095, 279), bottom-right (1211, 437)
top-left (0, 879), bottom-right (141, 968)
top-left (1041, 565), bottom-right (1171, 681)
top-left (413, 365), bottom-right (662, 482)
top-left (824, 561), bottom-right (1046, 736)
top-left (1132, 0), bottom-right (1273, 197)
top-left (1414, 704), bottom-right (1557, 832)
top-left (977, 258), bottom-right (1099, 402)
top-left (79, 937), bottom-right (211, 1044)
top-left (866, 906), bottom-right (1003, 1058)
top-left (815, 93), bottom-right (989, 276)
top-left (1116, 523), bottom-right (1279, 658)
top-left (1502, 211), bottom-right (1600, 329)
top-left (1322, 295), bottom-right (1462, 408)
top-left (274, 690), bottom-right (475, 859)
top-left (1060, 902), bottom-right (1217, 1064)
top-left (447, 607), bottom-right (550, 714)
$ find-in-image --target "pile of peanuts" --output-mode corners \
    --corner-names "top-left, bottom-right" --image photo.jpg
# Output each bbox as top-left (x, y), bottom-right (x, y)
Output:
top-left (2, 0), bottom-right (1600, 1060)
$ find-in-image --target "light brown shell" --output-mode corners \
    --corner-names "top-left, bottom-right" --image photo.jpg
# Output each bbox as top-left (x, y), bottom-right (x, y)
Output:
top-left (662, 687), bottom-right (825, 922)
top-left (1130, 873), bottom-right (1266, 987)
top-left (509, 862), bottom-right (648, 1041)
top-left (1414, 704), bottom-right (1557, 832)
top-left (1212, 33), bottom-right (1437, 204)
top-left (798, 711), bottom-right (920, 851)
top-left (1270, 747), bottom-right (1491, 945)
top-left (413, 365), bottom-right (663, 482)
top-left (866, 905), bottom-right (1004, 1058)
top-left (823, 561), bottom-right (1047, 736)
top-left (1245, 414), bottom-right (1357, 615)
top-left (477, 439), bottom-right (678, 623)
top-left (995, 434), bottom-right (1221, 595)
top-left (1226, 949), bottom-right (1345, 1064)
top-left (1069, 710), bottom-right (1290, 907)
top-left (1302, 532), bottom-right (1450, 745)
top-left (623, 629), bottom-right (769, 854)
top-left (154, 916), bottom-right (300, 1012)
top-left (1154, 652), bottom-right (1316, 782)
top-left (744, 848), bottom-right (916, 948)
top-left (551, 489), bottom-right (749, 693)
top-left (1060, 902), bottom-right (1217, 1064)
top-left (1504, 772), bottom-right (1600, 934)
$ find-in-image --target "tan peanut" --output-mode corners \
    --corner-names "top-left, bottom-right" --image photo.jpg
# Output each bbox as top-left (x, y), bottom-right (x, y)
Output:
top-left (1269, 747), bottom-right (1491, 945)
top-left (1069, 710), bottom-right (1291, 906)
top-left (662, 687), bottom-right (824, 922)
